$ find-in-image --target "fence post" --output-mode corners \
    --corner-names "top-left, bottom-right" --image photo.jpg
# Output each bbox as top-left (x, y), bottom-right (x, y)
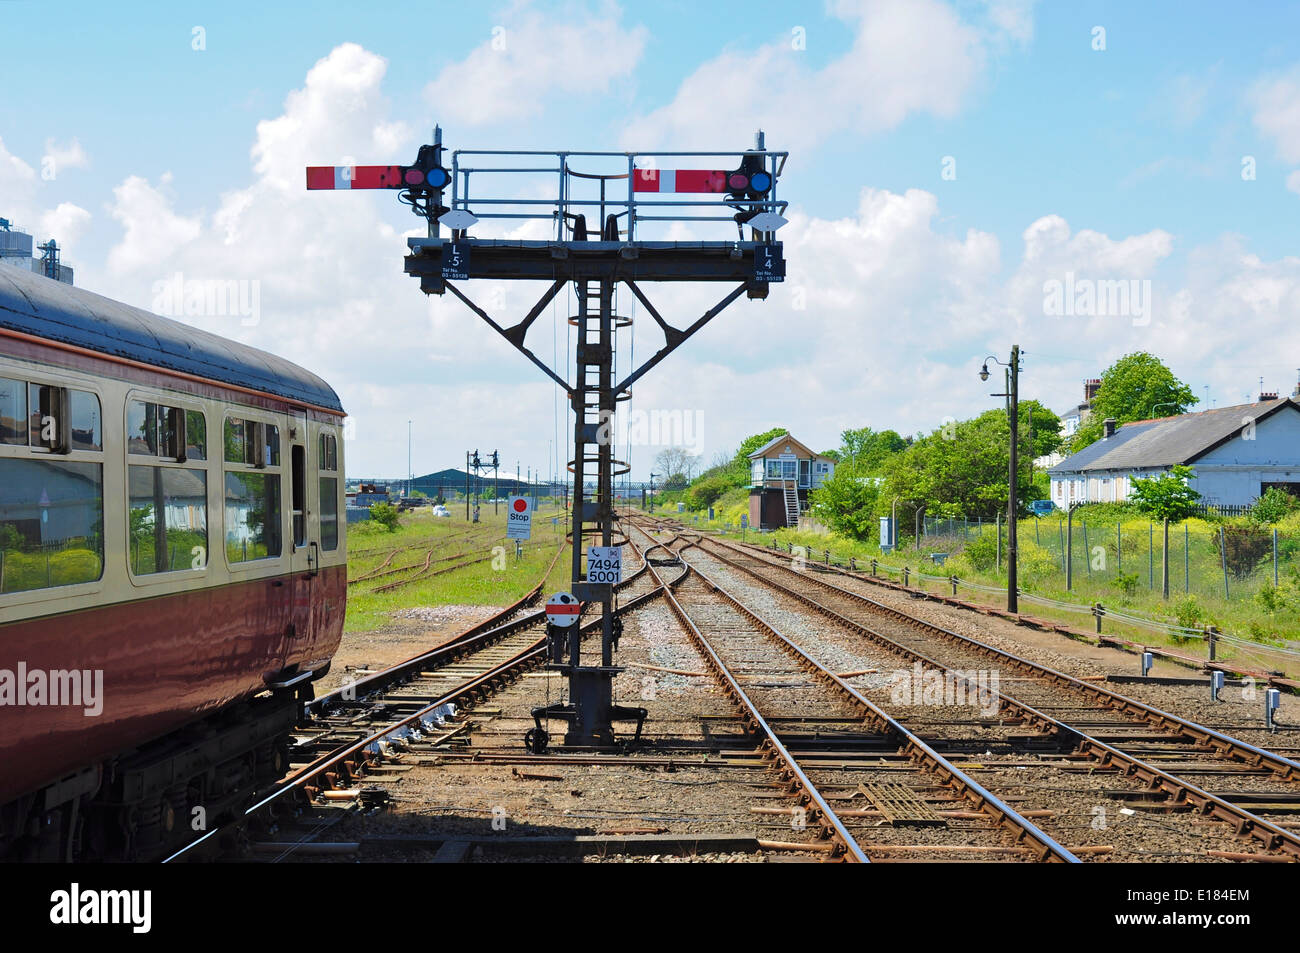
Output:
top-left (1219, 526), bottom-right (1229, 599)
top-left (825, 550), bottom-right (830, 566)
top-left (1058, 517), bottom-right (1065, 571)
top-left (1117, 523), bottom-right (1122, 573)
top-left (1083, 520), bottom-right (1091, 577)
top-left (1066, 508), bottom-right (1074, 591)
top-left (996, 512), bottom-right (1001, 573)
top-left (1274, 529), bottom-right (1279, 588)
top-left (1206, 625), bottom-right (1218, 662)
top-left (1148, 522), bottom-right (1154, 589)
top-left (871, 558), bottom-right (877, 577)
top-left (951, 574), bottom-right (958, 596)
top-left (903, 566), bottom-right (910, 587)
top-left (1094, 602), bottom-right (1103, 634)
top-left (849, 557), bottom-right (856, 571)
top-left (1184, 522), bottom-right (1189, 594)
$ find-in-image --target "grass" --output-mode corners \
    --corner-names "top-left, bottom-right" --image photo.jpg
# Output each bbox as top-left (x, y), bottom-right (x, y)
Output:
top-left (343, 505), bottom-right (571, 633)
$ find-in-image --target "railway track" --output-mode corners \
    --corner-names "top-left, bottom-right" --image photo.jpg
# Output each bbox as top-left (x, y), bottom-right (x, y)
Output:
top-left (628, 522), bottom-right (1078, 863)
top-left (636, 520), bottom-right (1300, 861)
top-left (165, 535), bottom-right (671, 862)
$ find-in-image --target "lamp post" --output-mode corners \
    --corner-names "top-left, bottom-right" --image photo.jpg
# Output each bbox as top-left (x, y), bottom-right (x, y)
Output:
top-left (980, 345), bottom-right (1022, 613)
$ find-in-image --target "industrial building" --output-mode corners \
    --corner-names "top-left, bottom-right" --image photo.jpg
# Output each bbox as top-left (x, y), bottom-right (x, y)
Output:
top-left (0, 219), bottom-right (74, 285)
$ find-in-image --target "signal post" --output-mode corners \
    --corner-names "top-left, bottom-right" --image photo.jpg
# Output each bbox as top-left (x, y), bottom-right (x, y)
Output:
top-left (309, 129), bottom-right (788, 749)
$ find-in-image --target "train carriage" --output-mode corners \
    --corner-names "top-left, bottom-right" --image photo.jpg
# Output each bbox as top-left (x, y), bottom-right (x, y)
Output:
top-left (0, 266), bottom-right (347, 860)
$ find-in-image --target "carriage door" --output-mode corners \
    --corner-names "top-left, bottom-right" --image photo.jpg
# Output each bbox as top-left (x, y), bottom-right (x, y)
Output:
top-left (287, 412), bottom-right (316, 643)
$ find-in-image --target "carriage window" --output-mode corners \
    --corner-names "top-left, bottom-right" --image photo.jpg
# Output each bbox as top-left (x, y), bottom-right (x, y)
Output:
top-left (318, 433), bottom-right (338, 472)
top-left (28, 383), bottom-right (67, 451)
top-left (223, 418), bottom-right (244, 463)
top-left (186, 410), bottom-right (206, 461)
top-left (0, 459), bottom-right (104, 593)
top-left (224, 417), bottom-right (278, 467)
top-left (128, 400), bottom-right (159, 455)
top-left (224, 472), bottom-right (282, 562)
top-left (1, 379), bottom-right (98, 451)
top-left (69, 390), bottom-right (102, 451)
top-left (127, 466), bottom-right (207, 574)
top-left (0, 378), bottom-right (24, 445)
top-left (318, 432), bottom-right (339, 550)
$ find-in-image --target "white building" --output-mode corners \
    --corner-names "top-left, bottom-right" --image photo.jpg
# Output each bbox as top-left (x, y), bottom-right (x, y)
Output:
top-left (1048, 396), bottom-right (1300, 508)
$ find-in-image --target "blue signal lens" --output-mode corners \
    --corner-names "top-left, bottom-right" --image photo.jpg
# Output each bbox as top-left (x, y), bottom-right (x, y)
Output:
top-left (425, 167), bottom-right (451, 189)
top-left (749, 171), bottom-right (772, 193)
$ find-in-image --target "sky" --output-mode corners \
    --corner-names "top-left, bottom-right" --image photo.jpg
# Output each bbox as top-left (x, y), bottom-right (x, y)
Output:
top-left (3, 0), bottom-right (1300, 482)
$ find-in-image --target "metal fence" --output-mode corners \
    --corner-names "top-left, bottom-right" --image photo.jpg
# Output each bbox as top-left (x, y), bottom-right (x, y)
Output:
top-left (922, 514), bottom-right (1299, 605)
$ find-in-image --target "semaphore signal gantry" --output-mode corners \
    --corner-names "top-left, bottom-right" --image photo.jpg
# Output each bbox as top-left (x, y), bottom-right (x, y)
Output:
top-left (307, 127), bottom-right (788, 748)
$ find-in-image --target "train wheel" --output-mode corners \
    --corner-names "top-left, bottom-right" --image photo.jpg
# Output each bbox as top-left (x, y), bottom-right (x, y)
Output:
top-left (524, 728), bottom-right (549, 754)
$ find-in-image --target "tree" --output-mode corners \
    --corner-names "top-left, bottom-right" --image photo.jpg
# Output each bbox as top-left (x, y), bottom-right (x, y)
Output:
top-left (878, 401), bottom-right (1061, 522)
top-left (840, 427), bottom-right (909, 474)
top-left (653, 446), bottom-right (699, 487)
top-left (1130, 465), bottom-right (1201, 598)
top-left (1073, 352), bottom-right (1197, 451)
top-left (810, 467), bottom-right (882, 541)
top-left (732, 427), bottom-right (789, 471)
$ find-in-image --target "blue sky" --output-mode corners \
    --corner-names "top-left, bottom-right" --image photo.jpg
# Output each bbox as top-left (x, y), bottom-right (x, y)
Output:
top-left (3, 1), bottom-right (1300, 479)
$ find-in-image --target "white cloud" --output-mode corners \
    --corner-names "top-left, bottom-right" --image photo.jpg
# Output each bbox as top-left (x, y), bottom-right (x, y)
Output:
top-left (1287, 169), bottom-right (1300, 196)
top-left (1251, 65), bottom-right (1300, 163)
top-left (39, 203), bottom-right (92, 251)
top-left (424, 5), bottom-right (647, 125)
top-left (43, 137), bottom-right (90, 173)
top-left (105, 173), bottom-right (202, 273)
top-left (252, 42), bottom-right (410, 192)
top-left (621, 0), bottom-right (1012, 150)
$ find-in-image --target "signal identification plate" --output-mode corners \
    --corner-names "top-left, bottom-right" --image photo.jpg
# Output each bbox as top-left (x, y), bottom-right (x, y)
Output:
top-left (754, 244), bottom-right (785, 282)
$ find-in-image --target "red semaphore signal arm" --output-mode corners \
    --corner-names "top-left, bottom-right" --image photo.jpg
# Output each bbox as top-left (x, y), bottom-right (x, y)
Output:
top-left (305, 164), bottom-right (450, 190)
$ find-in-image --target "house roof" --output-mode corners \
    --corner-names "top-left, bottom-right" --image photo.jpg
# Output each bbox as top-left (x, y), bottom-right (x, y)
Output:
top-left (1049, 398), bottom-right (1299, 474)
top-left (0, 266), bottom-right (344, 413)
top-left (746, 432), bottom-right (834, 462)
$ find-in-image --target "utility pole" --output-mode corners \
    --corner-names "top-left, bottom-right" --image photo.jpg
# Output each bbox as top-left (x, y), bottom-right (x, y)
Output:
top-left (407, 419), bottom-right (412, 497)
top-left (980, 345), bottom-right (1021, 612)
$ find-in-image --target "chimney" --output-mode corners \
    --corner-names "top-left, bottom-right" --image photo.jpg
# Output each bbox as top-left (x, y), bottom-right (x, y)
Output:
top-left (1260, 390), bottom-right (1279, 402)
top-left (1293, 368), bottom-right (1300, 398)
top-left (1103, 418), bottom-right (1117, 438)
top-left (1084, 378), bottom-right (1101, 403)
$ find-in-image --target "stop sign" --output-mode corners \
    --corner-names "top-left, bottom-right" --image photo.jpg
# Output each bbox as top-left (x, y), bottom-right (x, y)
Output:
top-left (507, 495), bottom-right (532, 539)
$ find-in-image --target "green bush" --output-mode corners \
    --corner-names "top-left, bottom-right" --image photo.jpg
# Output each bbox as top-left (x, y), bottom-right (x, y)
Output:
top-left (369, 502), bottom-right (401, 532)
top-left (961, 533), bottom-right (998, 572)
top-left (1111, 571), bottom-right (1140, 598)
top-left (1251, 487), bottom-right (1299, 525)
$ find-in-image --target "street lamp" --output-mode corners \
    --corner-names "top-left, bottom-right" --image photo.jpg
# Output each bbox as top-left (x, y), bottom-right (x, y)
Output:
top-left (980, 345), bottom-right (1022, 613)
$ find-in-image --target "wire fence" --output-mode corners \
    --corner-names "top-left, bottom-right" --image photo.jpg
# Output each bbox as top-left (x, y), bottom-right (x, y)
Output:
top-left (761, 535), bottom-right (1300, 683)
top-left (921, 514), bottom-right (1299, 605)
